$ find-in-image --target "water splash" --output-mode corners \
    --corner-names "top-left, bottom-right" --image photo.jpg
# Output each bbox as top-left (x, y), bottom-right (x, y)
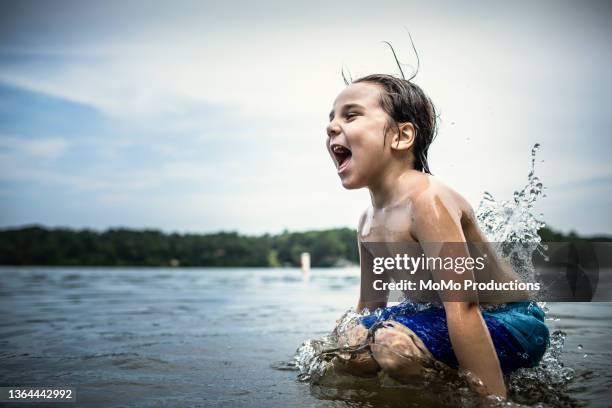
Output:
top-left (476, 143), bottom-right (547, 284)
top-left (506, 331), bottom-right (575, 406)
top-left (476, 143), bottom-right (545, 244)
top-left (293, 309), bottom-right (363, 382)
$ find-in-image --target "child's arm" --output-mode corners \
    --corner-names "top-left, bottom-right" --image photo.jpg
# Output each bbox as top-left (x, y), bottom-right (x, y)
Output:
top-left (411, 190), bottom-right (507, 400)
top-left (356, 215), bottom-right (389, 313)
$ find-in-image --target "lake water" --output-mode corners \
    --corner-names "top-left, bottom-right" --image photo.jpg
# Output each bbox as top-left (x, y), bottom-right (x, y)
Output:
top-left (0, 267), bottom-right (611, 407)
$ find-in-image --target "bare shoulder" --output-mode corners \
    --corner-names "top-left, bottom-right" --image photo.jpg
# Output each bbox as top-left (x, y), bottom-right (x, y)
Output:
top-left (408, 175), bottom-right (475, 239)
top-left (411, 176), bottom-right (470, 213)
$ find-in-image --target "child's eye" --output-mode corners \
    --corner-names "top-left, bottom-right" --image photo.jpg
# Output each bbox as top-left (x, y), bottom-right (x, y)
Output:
top-left (345, 112), bottom-right (359, 120)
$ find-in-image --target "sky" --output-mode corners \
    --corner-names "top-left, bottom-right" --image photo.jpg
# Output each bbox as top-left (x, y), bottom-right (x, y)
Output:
top-left (0, 0), bottom-right (611, 236)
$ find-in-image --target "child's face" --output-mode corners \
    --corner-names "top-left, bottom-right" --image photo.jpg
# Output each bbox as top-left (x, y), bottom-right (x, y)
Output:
top-left (327, 82), bottom-right (391, 189)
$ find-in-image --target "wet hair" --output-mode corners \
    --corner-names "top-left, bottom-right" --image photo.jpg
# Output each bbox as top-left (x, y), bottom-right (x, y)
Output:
top-left (353, 74), bottom-right (438, 174)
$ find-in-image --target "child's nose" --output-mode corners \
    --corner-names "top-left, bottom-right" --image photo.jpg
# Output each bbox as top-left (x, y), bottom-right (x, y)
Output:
top-left (327, 121), bottom-right (341, 138)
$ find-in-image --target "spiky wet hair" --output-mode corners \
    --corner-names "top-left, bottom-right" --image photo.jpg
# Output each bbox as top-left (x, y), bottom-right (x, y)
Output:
top-left (342, 40), bottom-right (438, 174)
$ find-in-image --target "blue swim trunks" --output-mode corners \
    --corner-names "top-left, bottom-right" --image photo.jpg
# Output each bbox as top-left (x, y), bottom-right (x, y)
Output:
top-left (360, 301), bottom-right (550, 374)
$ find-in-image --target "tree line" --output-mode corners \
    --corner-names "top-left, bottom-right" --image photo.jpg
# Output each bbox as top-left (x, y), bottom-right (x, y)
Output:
top-left (0, 225), bottom-right (608, 267)
top-left (0, 226), bottom-right (357, 267)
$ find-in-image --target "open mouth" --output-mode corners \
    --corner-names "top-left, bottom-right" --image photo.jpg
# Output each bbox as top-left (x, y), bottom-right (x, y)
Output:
top-left (331, 144), bottom-right (352, 173)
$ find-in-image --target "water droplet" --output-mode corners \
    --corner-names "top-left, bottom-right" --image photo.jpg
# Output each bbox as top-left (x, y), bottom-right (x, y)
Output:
top-left (577, 344), bottom-right (583, 350)
top-left (583, 354), bottom-right (588, 358)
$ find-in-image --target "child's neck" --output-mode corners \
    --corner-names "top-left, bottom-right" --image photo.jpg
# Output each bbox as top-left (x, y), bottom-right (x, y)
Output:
top-left (368, 166), bottom-right (424, 209)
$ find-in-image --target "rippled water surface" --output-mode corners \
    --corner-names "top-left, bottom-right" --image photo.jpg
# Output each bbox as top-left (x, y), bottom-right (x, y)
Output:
top-left (1, 267), bottom-right (611, 407)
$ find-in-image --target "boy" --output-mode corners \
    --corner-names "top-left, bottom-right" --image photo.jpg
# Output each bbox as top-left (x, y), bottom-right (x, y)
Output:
top-left (325, 74), bottom-right (549, 400)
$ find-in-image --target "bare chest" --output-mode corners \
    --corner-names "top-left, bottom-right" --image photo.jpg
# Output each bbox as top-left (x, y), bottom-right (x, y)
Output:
top-left (358, 205), bottom-right (416, 243)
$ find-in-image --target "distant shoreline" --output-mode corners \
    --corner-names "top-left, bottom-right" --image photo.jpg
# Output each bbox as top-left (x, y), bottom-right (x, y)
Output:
top-left (1, 225), bottom-right (609, 267)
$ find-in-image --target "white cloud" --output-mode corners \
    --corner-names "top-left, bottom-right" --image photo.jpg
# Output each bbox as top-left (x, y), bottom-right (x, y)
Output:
top-left (0, 135), bottom-right (69, 158)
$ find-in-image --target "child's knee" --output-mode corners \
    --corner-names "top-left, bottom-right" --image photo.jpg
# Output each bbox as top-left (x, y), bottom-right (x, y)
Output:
top-left (333, 322), bottom-right (379, 377)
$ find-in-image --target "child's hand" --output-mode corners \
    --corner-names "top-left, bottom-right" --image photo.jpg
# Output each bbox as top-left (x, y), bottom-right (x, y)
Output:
top-left (332, 323), bottom-right (380, 377)
top-left (338, 323), bottom-right (368, 347)
top-left (372, 321), bottom-right (430, 358)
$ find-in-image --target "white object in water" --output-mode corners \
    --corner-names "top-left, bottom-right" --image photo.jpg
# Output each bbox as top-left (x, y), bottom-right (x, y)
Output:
top-left (301, 252), bottom-right (311, 274)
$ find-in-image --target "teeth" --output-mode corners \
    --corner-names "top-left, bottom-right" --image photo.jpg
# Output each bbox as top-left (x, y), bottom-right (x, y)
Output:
top-left (332, 145), bottom-right (347, 153)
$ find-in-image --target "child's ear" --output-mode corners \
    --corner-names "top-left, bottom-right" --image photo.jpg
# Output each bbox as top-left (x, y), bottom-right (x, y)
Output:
top-left (391, 122), bottom-right (416, 151)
